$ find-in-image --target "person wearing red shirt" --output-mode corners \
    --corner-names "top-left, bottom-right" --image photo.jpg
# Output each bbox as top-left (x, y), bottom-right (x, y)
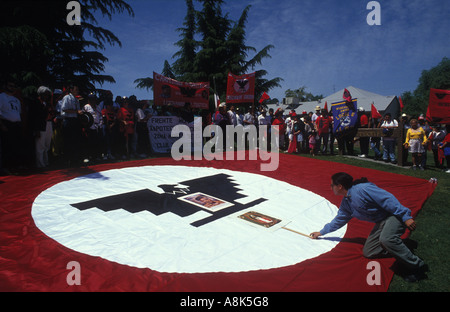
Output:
top-left (117, 98), bottom-right (135, 159)
top-left (358, 108), bottom-right (370, 157)
top-left (315, 109), bottom-right (332, 154)
top-left (101, 100), bottom-right (118, 159)
top-left (272, 108), bottom-right (286, 151)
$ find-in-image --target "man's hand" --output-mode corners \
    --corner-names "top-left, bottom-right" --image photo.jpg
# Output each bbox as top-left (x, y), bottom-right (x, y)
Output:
top-left (310, 232), bottom-right (322, 239)
top-left (405, 219), bottom-right (417, 231)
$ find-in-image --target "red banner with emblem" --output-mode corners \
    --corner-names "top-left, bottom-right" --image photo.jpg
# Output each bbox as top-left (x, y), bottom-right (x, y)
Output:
top-left (427, 88), bottom-right (450, 124)
top-left (153, 72), bottom-right (210, 109)
top-left (226, 72), bottom-right (256, 104)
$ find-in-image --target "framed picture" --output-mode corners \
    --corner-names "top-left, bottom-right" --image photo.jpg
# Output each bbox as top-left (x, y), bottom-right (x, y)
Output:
top-left (238, 211), bottom-right (282, 228)
top-left (178, 192), bottom-right (234, 212)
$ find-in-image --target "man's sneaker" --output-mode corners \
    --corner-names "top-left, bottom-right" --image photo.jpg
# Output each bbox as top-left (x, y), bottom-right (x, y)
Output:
top-left (403, 264), bottom-right (429, 283)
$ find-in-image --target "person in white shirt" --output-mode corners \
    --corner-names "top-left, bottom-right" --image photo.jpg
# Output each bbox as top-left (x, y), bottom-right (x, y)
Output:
top-left (381, 113), bottom-right (399, 164)
top-left (243, 106), bottom-right (256, 150)
top-left (0, 78), bottom-right (23, 173)
top-left (227, 105), bottom-right (237, 127)
top-left (243, 107), bottom-right (255, 129)
top-left (258, 109), bottom-right (270, 148)
top-left (258, 109), bottom-right (270, 126)
top-left (236, 107), bottom-right (243, 126)
top-left (285, 111), bottom-right (295, 141)
top-left (311, 106), bottom-right (321, 123)
top-left (61, 85), bottom-right (82, 166)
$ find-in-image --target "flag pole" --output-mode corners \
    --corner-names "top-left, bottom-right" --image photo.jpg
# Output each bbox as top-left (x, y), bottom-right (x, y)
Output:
top-left (281, 226), bottom-right (312, 238)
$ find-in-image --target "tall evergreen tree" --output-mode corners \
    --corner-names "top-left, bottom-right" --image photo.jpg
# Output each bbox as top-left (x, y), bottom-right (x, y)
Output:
top-left (0, 0), bottom-right (134, 97)
top-left (135, 0), bottom-right (283, 107)
top-left (162, 60), bottom-right (176, 79)
top-left (172, 0), bottom-right (198, 82)
top-left (225, 5), bottom-right (255, 76)
top-left (193, 0), bottom-right (231, 95)
top-left (223, 4), bottom-right (282, 103)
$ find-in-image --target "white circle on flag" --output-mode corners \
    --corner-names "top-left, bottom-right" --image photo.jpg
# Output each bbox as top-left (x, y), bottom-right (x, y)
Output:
top-left (32, 166), bottom-right (346, 274)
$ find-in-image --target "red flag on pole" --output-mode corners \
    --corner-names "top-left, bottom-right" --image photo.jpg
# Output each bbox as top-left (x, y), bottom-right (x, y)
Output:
top-left (259, 92), bottom-right (270, 104)
top-left (214, 93), bottom-right (220, 109)
top-left (371, 103), bottom-right (382, 119)
top-left (324, 101), bottom-right (328, 112)
top-left (343, 89), bottom-right (352, 102)
top-left (399, 96), bottom-right (404, 111)
top-left (426, 88), bottom-right (450, 124)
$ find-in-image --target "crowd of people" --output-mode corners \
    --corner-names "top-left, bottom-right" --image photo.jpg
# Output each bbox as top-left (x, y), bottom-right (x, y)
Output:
top-left (0, 79), bottom-right (160, 175)
top-left (1, 77), bottom-right (450, 175)
top-left (213, 103), bottom-right (450, 172)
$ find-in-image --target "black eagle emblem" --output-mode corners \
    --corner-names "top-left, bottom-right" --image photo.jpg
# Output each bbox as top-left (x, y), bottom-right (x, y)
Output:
top-left (435, 93), bottom-right (448, 100)
top-left (179, 86), bottom-right (197, 98)
top-left (71, 174), bottom-right (267, 227)
top-left (235, 79), bottom-right (249, 91)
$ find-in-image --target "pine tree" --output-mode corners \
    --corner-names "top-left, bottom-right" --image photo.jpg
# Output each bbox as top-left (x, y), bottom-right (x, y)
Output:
top-left (172, 0), bottom-right (198, 82)
top-left (135, 0), bottom-right (283, 107)
top-left (193, 0), bottom-right (231, 95)
top-left (162, 60), bottom-right (176, 79)
top-left (0, 0), bottom-right (134, 97)
top-left (224, 4), bottom-right (282, 103)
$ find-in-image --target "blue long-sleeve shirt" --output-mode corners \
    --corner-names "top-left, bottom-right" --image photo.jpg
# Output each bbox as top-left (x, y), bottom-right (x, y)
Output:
top-left (320, 182), bottom-right (413, 235)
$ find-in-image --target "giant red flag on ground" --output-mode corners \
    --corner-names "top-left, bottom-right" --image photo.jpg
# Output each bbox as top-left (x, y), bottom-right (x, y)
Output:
top-left (0, 155), bottom-right (436, 293)
top-left (426, 88), bottom-right (450, 124)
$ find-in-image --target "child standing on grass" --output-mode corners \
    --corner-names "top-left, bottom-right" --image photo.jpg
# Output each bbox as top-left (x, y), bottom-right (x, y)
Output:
top-left (309, 130), bottom-right (317, 156)
top-left (438, 124), bottom-right (450, 173)
top-left (403, 119), bottom-right (428, 170)
top-left (428, 124), bottom-right (447, 169)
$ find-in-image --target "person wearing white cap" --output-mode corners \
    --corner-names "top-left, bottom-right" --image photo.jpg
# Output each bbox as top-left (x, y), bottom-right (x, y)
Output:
top-left (312, 105), bottom-right (321, 123)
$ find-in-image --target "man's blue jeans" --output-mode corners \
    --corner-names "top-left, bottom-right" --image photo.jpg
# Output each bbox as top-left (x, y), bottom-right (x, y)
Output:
top-left (383, 139), bottom-right (396, 162)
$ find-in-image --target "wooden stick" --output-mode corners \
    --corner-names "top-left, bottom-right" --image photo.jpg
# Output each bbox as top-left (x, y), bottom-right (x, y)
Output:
top-left (282, 227), bottom-right (312, 238)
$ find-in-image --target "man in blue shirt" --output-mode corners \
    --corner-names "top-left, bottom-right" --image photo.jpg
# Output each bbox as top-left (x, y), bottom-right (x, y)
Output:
top-left (310, 172), bottom-right (428, 282)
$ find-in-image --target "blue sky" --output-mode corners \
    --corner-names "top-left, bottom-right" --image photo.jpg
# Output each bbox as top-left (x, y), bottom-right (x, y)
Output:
top-left (90, 0), bottom-right (450, 102)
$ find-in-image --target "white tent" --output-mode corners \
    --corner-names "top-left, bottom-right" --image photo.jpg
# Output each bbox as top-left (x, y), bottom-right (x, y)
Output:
top-left (267, 86), bottom-right (401, 118)
top-left (294, 86), bottom-right (400, 116)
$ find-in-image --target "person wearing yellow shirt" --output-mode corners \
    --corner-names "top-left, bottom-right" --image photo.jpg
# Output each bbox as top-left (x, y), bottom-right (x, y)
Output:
top-left (403, 119), bottom-right (428, 170)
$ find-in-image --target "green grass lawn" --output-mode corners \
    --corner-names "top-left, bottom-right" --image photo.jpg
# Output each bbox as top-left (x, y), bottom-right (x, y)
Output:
top-left (298, 148), bottom-right (450, 292)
